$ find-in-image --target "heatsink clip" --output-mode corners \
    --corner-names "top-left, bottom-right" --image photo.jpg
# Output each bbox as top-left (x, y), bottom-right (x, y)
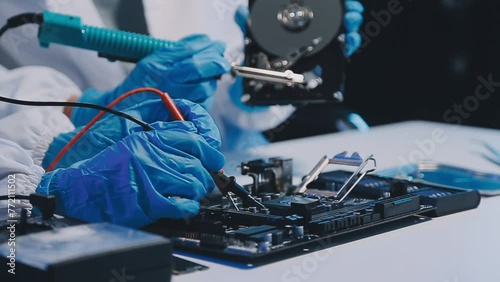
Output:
top-left (294, 152), bottom-right (377, 202)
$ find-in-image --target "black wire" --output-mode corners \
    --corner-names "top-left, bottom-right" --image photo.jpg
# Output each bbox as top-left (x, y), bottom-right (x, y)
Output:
top-left (0, 12), bottom-right (43, 39)
top-left (0, 194), bottom-right (30, 201)
top-left (0, 13), bottom-right (154, 130)
top-left (0, 25), bottom-right (8, 39)
top-left (0, 96), bottom-right (154, 130)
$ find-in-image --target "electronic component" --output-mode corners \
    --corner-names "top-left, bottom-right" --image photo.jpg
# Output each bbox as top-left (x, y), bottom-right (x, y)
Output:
top-left (0, 156), bottom-right (482, 274)
top-left (0, 223), bottom-right (172, 282)
top-left (0, 194), bottom-right (203, 280)
top-left (172, 256), bottom-right (208, 275)
top-left (211, 171), bottom-right (265, 210)
top-left (0, 153), bottom-right (480, 267)
top-left (144, 154), bottom-right (481, 263)
top-left (380, 161), bottom-right (500, 196)
top-left (294, 152), bottom-right (376, 196)
top-left (243, 0), bottom-right (347, 105)
top-left (240, 157), bottom-right (293, 194)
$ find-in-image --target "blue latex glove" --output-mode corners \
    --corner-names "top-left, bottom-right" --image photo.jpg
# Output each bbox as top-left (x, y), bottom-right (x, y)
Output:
top-left (44, 99), bottom-right (221, 169)
top-left (344, 0), bottom-right (364, 57)
top-left (38, 103), bottom-right (224, 228)
top-left (72, 34), bottom-right (232, 127)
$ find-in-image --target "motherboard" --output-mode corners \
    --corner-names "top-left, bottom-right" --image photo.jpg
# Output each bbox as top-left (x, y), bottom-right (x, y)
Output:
top-left (0, 152), bottom-right (482, 273)
top-left (144, 153), bottom-right (481, 263)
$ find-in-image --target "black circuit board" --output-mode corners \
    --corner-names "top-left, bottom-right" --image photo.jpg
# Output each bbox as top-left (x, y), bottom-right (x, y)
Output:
top-left (144, 171), bottom-right (480, 263)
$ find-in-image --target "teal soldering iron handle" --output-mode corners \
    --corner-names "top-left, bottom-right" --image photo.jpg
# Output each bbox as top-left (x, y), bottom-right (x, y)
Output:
top-left (38, 10), bottom-right (178, 62)
top-left (37, 10), bottom-right (306, 85)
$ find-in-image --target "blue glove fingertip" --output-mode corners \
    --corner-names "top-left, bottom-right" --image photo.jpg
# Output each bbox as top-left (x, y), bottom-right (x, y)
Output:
top-left (344, 11), bottom-right (363, 33)
top-left (235, 5), bottom-right (249, 34)
top-left (212, 40), bottom-right (227, 55)
top-left (345, 32), bottom-right (362, 57)
top-left (192, 51), bottom-right (232, 78)
top-left (345, 0), bottom-right (365, 14)
top-left (179, 34), bottom-right (211, 49)
top-left (344, 1), bottom-right (364, 56)
top-left (169, 51), bottom-right (231, 83)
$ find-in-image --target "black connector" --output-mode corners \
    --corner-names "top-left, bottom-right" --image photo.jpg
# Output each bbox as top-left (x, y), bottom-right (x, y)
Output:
top-left (210, 171), bottom-right (265, 208)
top-left (29, 193), bottom-right (56, 220)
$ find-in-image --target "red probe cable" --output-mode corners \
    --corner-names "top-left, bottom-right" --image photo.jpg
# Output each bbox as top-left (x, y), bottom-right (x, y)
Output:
top-left (46, 87), bottom-right (183, 172)
top-left (45, 87), bottom-right (258, 208)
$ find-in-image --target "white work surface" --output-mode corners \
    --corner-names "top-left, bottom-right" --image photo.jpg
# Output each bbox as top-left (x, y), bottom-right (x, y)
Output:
top-left (174, 121), bottom-right (500, 282)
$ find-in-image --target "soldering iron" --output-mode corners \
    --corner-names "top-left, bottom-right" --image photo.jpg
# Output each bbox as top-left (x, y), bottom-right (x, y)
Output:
top-left (0, 11), bottom-right (305, 85)
top-left (0, 11), bottom-right (269, 209)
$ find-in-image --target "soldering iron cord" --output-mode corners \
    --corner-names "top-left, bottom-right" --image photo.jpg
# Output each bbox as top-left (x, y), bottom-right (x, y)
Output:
top-left (0, 95), bottom-right (152, 129)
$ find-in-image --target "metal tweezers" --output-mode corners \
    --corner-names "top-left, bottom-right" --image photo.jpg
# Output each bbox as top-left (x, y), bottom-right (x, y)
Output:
top-left (231, 64), bottom-right (305, 85)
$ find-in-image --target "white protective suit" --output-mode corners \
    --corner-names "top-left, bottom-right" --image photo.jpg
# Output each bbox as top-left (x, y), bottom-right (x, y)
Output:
top-left (0, 0), bottom-right (295, 200)
top-left (0, 64), bottom-right (78, 207)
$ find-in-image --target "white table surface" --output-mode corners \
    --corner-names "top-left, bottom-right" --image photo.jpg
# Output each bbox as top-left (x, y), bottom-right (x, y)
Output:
top-left (174, 121), bottom-right (500, 282)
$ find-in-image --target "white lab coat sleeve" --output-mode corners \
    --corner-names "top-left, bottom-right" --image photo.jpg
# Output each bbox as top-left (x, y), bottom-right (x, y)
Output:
top-left (0, 138), bottom-right (44, 209)
top-left (0, 65), bottom-right (77, 166)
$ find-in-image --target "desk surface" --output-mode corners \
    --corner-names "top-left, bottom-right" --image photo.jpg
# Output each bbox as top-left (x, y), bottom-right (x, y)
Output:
top-left (174, 121), bottom-right (500, 282)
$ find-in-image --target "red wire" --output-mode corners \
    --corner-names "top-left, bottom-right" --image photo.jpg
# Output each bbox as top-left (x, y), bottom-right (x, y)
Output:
top-left (46, 87), bottom-right (184, 172)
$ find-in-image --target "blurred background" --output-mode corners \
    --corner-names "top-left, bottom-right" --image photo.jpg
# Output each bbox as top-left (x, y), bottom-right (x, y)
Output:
top-left (56, 0), bottom-right (500, 140)
top-left (266, 0), bottom-right (500, 141)
top-left (344, 0), bottom-right (500, 129)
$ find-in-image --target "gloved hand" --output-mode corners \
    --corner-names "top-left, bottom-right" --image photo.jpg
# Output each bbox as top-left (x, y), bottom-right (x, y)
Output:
top-left (228, 1), bottom-right (365, 112)
top-left (71, 34), bottom-right (232, 127)
top-left (235, 2), bottom-right (363, 58)
top-left (38, 101), bottom-right (224, 228)
top-left (344, 0), bottom-right (364, 57)
top-left (44, 99), bottom-right (221, 169)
